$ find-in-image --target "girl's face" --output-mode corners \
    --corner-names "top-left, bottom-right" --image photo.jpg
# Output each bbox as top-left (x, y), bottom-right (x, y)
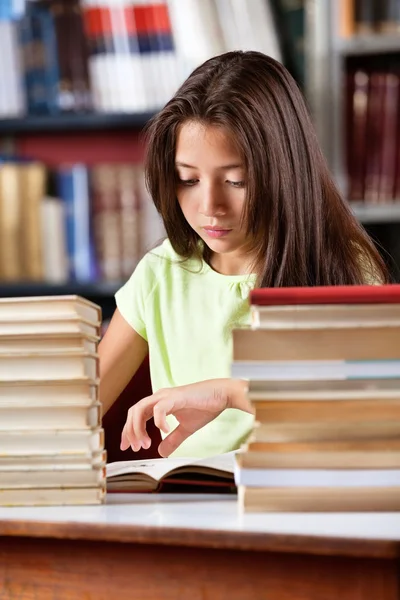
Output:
top-left (175, 121), bottom-right (253, 275)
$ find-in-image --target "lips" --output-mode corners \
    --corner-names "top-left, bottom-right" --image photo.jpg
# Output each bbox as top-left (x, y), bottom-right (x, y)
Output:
top-left (203, 227), bottom-right (232, 239)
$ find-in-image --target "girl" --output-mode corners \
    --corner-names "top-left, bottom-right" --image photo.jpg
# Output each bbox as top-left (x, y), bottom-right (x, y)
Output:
top-left (99, 51), bottom-right (389, 459)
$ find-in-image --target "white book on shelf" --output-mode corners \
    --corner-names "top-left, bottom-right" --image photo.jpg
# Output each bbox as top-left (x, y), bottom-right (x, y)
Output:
top-left (167, 0), bottom-right (226, 70)
top-left (0, 378), bottom-right (98, 404)
top-left (0, 295), bottom-right (101, 324)
top-left (41, 196), bottom-right (69, 284)
top-left (0, 402), bottom-right (101, 430)
top-left (0, 21), bottom-right (25, 117)
top-left (0, 427), bottom-right (104, 456)
top-left (0, 350), bottom-right (98, 381)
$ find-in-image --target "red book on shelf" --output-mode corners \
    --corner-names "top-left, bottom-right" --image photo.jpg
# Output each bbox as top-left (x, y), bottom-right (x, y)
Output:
top-left (250, 285), bottom-right (400, 306)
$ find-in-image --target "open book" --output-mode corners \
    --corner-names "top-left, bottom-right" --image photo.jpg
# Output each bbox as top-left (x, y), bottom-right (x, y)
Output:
top-left (106, 451), bottom-right (236, 493)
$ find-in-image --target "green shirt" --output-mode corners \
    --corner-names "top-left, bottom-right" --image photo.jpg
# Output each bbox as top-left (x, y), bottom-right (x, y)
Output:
top-left (115, 239), bottom-right (256, 457)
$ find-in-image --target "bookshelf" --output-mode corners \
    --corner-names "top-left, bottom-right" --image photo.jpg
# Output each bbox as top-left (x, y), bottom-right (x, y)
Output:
top-left (0, 112), bottom-right (156, 135)
top-left (305, 0), bottom-right (400, 279)
top-left (337, 34), bottom-right (400, 56)
top-left (0, 281), bottom-right (122, 298)
top-left (351, 203), bottom-right (400, 224)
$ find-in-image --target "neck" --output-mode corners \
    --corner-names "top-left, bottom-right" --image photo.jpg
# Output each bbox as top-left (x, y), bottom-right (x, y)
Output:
top-left (210, 251), bottom-right (255, 276)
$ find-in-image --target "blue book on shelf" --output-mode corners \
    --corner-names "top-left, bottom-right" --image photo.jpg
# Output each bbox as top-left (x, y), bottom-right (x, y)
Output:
top-left (56, 164), bottom-right (98, 283)
top-left (36, 6), bottom-right (61, 114)
top-left (0, 0), bottom-right (14, 20)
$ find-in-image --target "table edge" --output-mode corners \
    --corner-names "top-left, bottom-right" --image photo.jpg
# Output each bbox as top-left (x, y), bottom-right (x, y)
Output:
top-left (0, 519), bottom-right (398, 559)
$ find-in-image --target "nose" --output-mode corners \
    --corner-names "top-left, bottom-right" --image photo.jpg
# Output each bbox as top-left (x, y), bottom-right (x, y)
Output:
top-left (198, 183), bottom-right (226, 217)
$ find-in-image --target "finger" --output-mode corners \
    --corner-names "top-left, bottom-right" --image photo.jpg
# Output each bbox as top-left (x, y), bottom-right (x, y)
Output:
top-left (131, 395), bottom-right (161, 445)
top-left (120, 399), bottom-right (151, 452)
top-left (120, 426), bottom-right (131, 451)
top-left (158, 425), bottom-right (191, 457)
top-left (153, 400), bottom-right (172, 435)
top-left (120, 418), bottom-right (140, 452)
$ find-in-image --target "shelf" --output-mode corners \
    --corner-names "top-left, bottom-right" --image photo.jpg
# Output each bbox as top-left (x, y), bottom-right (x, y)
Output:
top-left (337, 34), bottom-right (400, 57)
top-left (350, 202), bottom-right (400, 224)
top-left (0, 281), bottom-right (123, 299)
top-left (0, 112), bottom-right (157, 135)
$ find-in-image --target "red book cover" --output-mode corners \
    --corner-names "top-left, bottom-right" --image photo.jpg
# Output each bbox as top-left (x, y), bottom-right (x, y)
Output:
top-left (250, 284), bottom-right (400, 306)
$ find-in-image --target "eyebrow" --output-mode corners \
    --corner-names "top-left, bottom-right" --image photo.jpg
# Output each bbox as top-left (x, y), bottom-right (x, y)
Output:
top-left (175, 161), bottom-right (244, 170)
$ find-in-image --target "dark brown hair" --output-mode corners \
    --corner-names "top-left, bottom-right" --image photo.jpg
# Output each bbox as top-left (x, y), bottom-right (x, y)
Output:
top-left (144, 51), bottom-right (389, 286)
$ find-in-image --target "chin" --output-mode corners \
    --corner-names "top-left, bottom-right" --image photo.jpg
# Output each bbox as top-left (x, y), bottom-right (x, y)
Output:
top-left (201, 237), bottom-right (239, 254)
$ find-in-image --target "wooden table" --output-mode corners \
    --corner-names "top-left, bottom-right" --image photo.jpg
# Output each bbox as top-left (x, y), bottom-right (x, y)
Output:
top-left (0, 493), bottom-right (400, 599)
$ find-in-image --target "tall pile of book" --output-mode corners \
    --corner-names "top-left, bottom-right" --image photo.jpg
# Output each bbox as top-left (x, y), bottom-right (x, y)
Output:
top-left (232, 284), bottom-right (400, 512)
top-left (0, 295), bottom-right (106, 506)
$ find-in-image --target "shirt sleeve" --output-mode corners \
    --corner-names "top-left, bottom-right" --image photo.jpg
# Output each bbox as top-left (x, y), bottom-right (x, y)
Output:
top-left (114, 253), bottom-right (158, 341)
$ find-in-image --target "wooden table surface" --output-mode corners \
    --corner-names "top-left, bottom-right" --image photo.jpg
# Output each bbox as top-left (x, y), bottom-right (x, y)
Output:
top-left (1, 493), bottom-right (400, 599)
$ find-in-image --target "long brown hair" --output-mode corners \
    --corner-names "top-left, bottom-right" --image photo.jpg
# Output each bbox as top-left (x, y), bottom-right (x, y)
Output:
top-left (144, 51), bottom-right (389, 286)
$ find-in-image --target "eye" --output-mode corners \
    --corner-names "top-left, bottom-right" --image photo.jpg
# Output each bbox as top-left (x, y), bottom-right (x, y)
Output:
top-left (177, 178), bottom-right (199, 187)
top-left (227, 180), bottom-right (245, 188)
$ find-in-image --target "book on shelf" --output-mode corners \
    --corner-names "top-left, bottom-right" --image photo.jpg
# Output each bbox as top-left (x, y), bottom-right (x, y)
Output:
top-left (0, 158), bottom-right (165, 288)
top-left (106, 451), bottom-right (235, 493)
top-left (339, 0), bottom-right (400, 37)
top-left (0, 0), bottom-right (286, 120)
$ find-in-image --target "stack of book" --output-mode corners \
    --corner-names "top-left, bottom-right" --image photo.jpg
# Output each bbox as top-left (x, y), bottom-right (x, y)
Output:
top-left (0, 295), bottom-right (106, 506)
top-left (232, 284), bottom-right (400, 512)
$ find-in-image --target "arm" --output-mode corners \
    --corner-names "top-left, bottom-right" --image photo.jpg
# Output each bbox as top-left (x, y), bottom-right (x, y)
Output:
top-left (99, 308), bottom-right (148, 414)
top-left (121, 377), bottom-right (254, 456)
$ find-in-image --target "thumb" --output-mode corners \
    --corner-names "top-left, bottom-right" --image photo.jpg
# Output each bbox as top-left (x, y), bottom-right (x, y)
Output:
top-left (158, 425), bottom-right (191, 457)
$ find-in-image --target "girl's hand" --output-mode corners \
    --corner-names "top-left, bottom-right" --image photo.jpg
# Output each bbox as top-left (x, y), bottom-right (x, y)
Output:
top-left (120, 378), bottom-right (250, 457)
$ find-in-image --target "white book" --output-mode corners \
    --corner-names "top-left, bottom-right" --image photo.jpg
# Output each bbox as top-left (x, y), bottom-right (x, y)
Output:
top-left (0, 402), bottom-right (101, 430)
top-left (0, 295), bottom-right (101, 324)
top-left (0, 378), bottom-right (97, 405)
top-left (41, 196), bottom-right (69, 284)
top-left (167, 0), bottom-right (225, 70)
top-left (0, 428), bottom-right (104, 456)
top-left (235, 467), bottom-right (400, 489)
top-left (232, 360), bottom-right (400, 381)
top-left (0, 486), bottom-right (105, 506)
top-left (0, 450), bottom-right (106, 467)
top-left (0, 464), bottom-right (106, 489)
top-left (107, 451), bottom-right (235, 492)
top-left (248, 378), bottom-right (400, 396)
top-left (0, 316), bottom-right (100, 337)
top-left (0, 333), bottom-right (98, 354)
top-left (0, 350), bottom-right (98, 381)
top-left (251, 303), bottom-right (400, 329)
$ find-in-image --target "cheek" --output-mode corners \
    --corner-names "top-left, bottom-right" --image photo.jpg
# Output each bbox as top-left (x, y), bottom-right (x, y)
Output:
top-left (177, 192), bottom-right (196, 220)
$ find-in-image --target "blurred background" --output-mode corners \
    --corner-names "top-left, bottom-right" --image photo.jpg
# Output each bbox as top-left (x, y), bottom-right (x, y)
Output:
top-left (0, 0), bottom-right (399, 323)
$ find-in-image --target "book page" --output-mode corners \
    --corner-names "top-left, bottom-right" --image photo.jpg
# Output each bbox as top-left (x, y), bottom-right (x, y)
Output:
top-left (106, 451), bottom-right (235, 482)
